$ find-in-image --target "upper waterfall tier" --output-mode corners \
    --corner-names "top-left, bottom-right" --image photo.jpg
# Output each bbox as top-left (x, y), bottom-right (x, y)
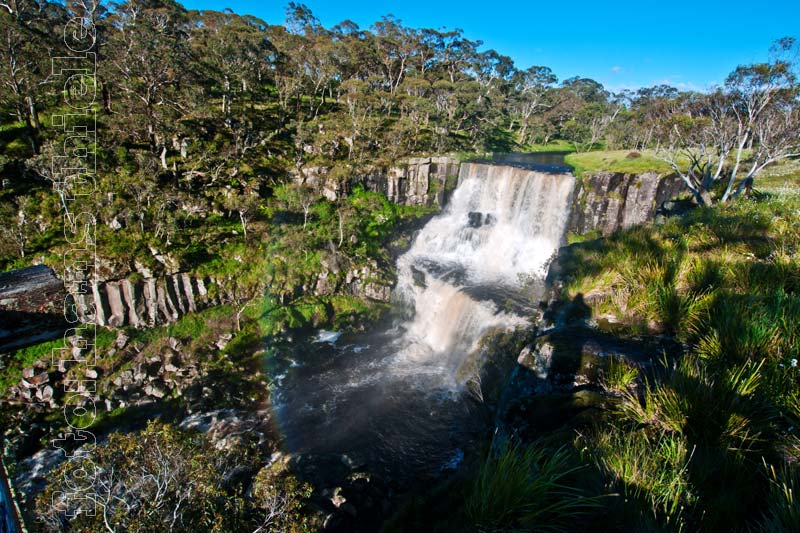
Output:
top-left (397, 163), bottom-right (575, 292)
top-left (392, 163), bottom-right (575, 373)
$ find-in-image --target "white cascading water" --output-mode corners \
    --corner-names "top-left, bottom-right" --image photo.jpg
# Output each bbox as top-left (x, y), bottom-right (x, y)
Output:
top-left (392, 163), bottom-right (575, 376)
top-left (271, 161), bottom-right (576, 482)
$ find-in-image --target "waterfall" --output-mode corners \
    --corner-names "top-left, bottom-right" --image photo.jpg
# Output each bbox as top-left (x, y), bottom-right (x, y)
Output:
top-left (392, 163), bottom-right (575, 377)
top-left (270, 161), bottom-right (576, 481)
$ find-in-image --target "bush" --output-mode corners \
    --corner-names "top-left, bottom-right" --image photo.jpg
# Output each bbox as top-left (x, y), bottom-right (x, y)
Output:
top-left (34, 421), bottom-right (309, 532)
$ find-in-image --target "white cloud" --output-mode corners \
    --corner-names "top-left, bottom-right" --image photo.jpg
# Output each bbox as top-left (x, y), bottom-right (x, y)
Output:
top-left (611, 66), bottom-right (623, 74)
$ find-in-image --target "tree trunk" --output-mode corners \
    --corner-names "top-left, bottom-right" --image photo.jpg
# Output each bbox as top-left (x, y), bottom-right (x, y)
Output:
top-left (27, 96), bottom-right (40, 132)
top-left (337, 209), bottom-right (344, 248)
top-left (239, 211), bottom-right (247, 241)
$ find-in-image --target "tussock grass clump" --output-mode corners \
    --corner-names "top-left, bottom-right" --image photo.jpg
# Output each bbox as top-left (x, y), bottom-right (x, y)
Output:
top-left (465, 438), bottom-right (597, 532)
top-left (601, 355), bottom-right (639, 393)
top-left (563, 192), bottom-right (800, 340)
top-left (758, 461), bottom-right (800, 532)
top-left (560, 190), bottom-right (800, 529)
top-left (620, 356), bottom-right (774, 454)
top-left (588, 428), bottom-right (694, 529)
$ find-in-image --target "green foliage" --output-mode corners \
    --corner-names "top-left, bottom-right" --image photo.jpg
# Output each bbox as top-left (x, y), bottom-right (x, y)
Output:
top-left (758, 461), bottom-right (800, 532)
top-left (35, 421), bottom-right (310, 532)
top-left (465, 438), bottom-right (597, 531)
top-left (588, 428), bottom-right (694, 528)
top-left (601, 355), bottom-right (639, 393)
top-left (563, 189), bottom-right (800, 529)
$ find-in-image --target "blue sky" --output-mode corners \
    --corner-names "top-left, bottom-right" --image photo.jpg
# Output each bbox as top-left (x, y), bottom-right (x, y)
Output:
top-left (182, 0), bottom-right (800, 92)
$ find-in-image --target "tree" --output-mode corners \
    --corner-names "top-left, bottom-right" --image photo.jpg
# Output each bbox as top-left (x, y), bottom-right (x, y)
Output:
top-left (36, 421), bottom-right (310, 532)
top-left (274, 182), bottom-right (316, 228)
top-left (102, 0), bottom-right (195, 167)
top-left (0, 197), bottom-right (29, 257)
top-left (38, 422), bottom-right (234, 531)
top-left (562, 100), bottom-right (620, 152)
top-left (510, 66), bottom-right (557, 145)
top-left (224, 189), bottom-right (261, 240)
top-left (657, 38), bottom-right (800, 205)
top-left (0, 0), bottom-right (62, 143)
top-left (251, 461), bottom-right (312, 533)
top-left (721, 38), bottom-right (800, 200)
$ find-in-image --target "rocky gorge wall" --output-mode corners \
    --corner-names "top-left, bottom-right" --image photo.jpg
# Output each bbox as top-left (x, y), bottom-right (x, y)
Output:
top-left (566, 171), bottom-right (685, 236)
top-left (295, 156), bottom-right (462, 207)
top-left (363, 156), bottom-right (462, 206)
top-left (2, 160), bottom-right (689, 340)
top-left (297, 156), bottom-right (686, 238)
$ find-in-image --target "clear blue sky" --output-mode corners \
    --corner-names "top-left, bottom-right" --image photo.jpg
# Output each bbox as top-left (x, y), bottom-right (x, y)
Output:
top-left (182, 0), bottom-right (800, 92)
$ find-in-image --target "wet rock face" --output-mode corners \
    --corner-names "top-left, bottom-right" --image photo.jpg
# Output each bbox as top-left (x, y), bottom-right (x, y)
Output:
top-left (567, 172), bottom-right (685, 236)
top-left (467, 211), bottom-right (495, 228)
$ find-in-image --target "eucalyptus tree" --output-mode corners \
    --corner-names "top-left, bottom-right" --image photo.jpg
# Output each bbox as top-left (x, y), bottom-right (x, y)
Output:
top-left (371, 15), bottom-right (418, 96)
top-left (720, 39), bottom-right (800, 200)
top-left (103, 0), bottom-right (198, 168)
top-left (629, 84), bottom-right (680, 149)
top-left (189, 9), bottom-right (277, 160)
top-left (0, 0), bottom-right (65, 141)
top-left (190, 10), bottom-right (273, 121)
top-left (509, 65), bottom-right (558, 145)
top-left (658, 38), bottom-right (799, 205)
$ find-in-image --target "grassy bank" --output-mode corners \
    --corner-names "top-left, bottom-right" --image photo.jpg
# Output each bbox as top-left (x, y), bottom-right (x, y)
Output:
top-left (565, 149), bottom-right (674, 177)
top-left (555, 186), bottom-right (800, 529)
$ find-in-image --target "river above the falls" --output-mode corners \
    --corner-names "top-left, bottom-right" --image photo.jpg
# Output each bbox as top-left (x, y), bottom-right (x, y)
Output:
top-left (267, 158), bottom-right (575, 488)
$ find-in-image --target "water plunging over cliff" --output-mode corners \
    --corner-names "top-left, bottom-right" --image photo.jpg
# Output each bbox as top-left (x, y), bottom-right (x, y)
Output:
top-left (392, 163), bottom-right (575, 377)
top-left (270, 162), bottom-right (574, 483)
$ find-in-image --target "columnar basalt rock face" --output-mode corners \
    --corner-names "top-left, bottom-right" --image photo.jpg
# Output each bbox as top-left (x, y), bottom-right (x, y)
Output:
top-left (368, 156), bottom-right (461, 206)
top-left (69, 274), bottom-right (220, 328)
top-left (297, 156), bottom-right (462, 206)
top-left (566, 172), bottom-right (685, 236)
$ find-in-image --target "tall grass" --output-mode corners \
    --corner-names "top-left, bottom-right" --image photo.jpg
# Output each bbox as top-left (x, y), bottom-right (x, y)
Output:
top-left (559, 189), bottom-right (800, 529)
top-left (465, 438), bottom-right (597, 532)
top-left (590, 428), bottom-right (694, 528)
top-left (758, 461), bottom-right (800, 531)
top-left (601, 355), bottom-right (639, 393)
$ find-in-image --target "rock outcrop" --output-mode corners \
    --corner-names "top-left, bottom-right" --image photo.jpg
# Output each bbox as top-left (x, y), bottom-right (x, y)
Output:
top-left (364, 156), bottom-right (461, 206)
top-left (70, 273), bottom-right (220, 328)
top-left (295, 156), bottom-right (461, 207)
top-left (296, 156), bottom-right (687, 233)
top-left (566, 172), bottom-right (685, 236)
top-left (0, 265), bottom-right (69, 351)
